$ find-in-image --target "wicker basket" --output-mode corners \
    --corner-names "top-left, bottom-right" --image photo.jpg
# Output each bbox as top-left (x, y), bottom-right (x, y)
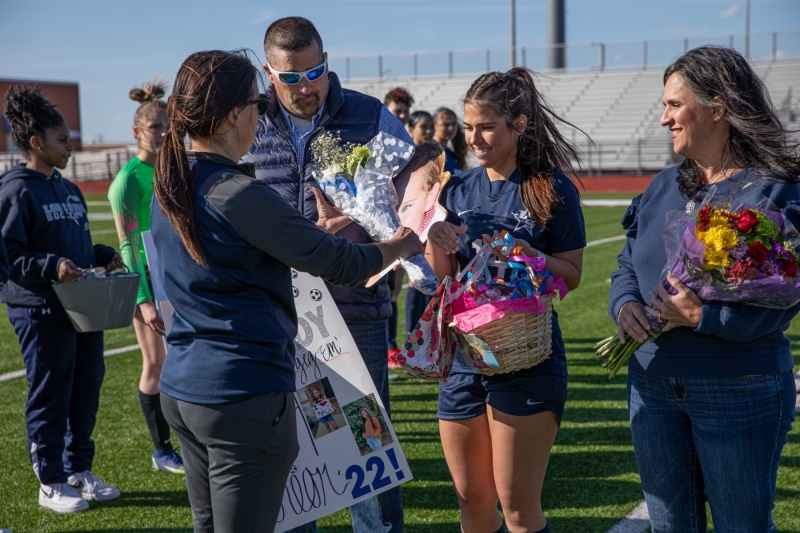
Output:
top-left (449, 293), bottom-right (554, 375)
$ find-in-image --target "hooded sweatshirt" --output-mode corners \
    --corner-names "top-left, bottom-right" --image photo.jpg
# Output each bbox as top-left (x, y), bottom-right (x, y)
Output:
top-left (0, 164), bottom-right (117, 307)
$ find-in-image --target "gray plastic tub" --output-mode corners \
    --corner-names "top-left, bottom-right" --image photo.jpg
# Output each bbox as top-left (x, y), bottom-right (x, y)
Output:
top-left (52, 273), bottom-right (141, 332)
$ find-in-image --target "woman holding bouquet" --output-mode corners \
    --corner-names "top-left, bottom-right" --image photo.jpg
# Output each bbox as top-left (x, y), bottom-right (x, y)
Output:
top-left (609, 46), bottom-right (800, 531)
top-left (151, 49), bottom-right (422, 532)
top-left (426, 68), bottom-right (586, 533)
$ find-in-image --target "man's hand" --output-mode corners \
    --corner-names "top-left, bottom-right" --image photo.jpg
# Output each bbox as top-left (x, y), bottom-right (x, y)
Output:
top-left (313, 188), bottom-right (352, 234)
top-left (57, 259), bottom-right (84, 282)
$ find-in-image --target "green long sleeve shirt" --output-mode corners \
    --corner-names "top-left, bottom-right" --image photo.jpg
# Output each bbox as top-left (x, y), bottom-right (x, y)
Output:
top-left (108, 157), bottom-right (154, 305)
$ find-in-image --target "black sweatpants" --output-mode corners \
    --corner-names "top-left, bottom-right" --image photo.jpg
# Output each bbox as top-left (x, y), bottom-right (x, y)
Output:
top-left (161, 391), bottom-right (299, 533)
top-left (8, 304), bottom-right (105, 485)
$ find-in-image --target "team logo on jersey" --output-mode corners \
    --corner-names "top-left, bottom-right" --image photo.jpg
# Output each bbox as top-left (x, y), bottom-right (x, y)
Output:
top-left (42, 195), bottom-right (87, 225)
top-left (512, 209), bottom-right (536, 236)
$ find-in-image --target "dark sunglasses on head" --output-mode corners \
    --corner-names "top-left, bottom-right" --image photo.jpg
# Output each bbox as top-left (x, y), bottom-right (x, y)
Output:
top-left (267, 59), bottom-right (327, 85)
top-left (245, 94), bottom-right (268, 116)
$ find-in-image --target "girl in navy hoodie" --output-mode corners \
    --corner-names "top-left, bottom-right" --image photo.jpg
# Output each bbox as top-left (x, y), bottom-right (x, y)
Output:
top-left (0, 85), bottom-right (123, 513)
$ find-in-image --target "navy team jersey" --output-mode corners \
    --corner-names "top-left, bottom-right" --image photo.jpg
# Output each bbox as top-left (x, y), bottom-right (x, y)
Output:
top-left (440, 166), bottom-right (586, 376)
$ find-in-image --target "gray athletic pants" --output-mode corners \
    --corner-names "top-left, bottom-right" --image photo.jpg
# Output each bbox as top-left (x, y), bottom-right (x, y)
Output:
top-left (161, 391), bottom-right (299, 533)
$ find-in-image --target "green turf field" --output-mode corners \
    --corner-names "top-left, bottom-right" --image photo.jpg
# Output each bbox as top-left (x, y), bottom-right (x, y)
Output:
top-left (0, 195), bottom-right (797, 533)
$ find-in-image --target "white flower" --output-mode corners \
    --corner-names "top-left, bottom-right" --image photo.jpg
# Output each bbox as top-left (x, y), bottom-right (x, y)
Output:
top-left (321, 163), bottom-right (343, 182)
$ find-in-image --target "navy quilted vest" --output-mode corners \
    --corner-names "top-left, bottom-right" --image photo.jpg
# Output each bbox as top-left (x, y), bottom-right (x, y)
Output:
top-left (243, 72), bottom-right (390, 322)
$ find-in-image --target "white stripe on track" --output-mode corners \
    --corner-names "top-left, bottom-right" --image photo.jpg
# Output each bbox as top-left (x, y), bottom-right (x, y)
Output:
top-left (0, 343), bottom-right (140, 383)
top-left (606, 500), bottom-right (650, 533)
top-left (583, 199), bottom-right (634, 207)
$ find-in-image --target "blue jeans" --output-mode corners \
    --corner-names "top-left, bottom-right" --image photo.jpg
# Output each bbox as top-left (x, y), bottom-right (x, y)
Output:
top-left (288, 320), bottom-right (403, 533)
top-left (628, 368), bottom-right (795, 533)
top-left (366, 436), bottom-right (383, 450)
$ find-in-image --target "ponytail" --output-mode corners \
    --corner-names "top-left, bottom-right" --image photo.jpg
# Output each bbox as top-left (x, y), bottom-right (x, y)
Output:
top-left (464, 67), bottom-right (586, 228)
top-left (156, 119), bottom-right (205, 265)
top-left (154, 49), bottom-right (259, 267)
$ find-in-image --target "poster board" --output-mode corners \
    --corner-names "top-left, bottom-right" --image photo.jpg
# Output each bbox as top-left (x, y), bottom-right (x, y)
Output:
top-left (142, 231), bottom-right (413, 530)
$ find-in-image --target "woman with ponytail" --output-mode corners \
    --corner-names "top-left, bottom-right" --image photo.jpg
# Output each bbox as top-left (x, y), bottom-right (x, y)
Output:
top-left (151, 49), bottom-right (422, 532)
top-left (426, 68), bottom-right (587, 533)
top-left (108, 78), bottom-right (184, 475)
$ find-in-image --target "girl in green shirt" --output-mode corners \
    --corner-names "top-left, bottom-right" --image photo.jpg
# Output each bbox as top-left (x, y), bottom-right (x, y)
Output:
top-left (108, 79), bottom-right (183, 474)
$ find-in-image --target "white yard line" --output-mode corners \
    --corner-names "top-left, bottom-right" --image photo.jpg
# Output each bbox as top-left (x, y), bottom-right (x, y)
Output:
top-left (0, 344), bottom-right (140, 383)
top-left (91, 229), bottom-right (118, 236)
top-left (88, 212), bottom-right (114, 221)
top-left (586, 234), bottom-right (627, 247)
top-left (85, 201), bottom-right (110, 207)
top-left (606, 500), bottom-right (650, 533)
top-left (583, 199), bottom-right (634, 207)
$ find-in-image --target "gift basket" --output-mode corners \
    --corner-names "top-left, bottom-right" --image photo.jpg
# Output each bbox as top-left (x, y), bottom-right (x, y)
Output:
top-left (310, 131), bottom-right (439, 295)
top-left (397, 276), bottom-right (463, 382)
top-left (52, 267), bottom-right (141, 333)
top-left (399, 232), bottom-right (568, 380)
top-left (448, 232), bottom-right (568, 375)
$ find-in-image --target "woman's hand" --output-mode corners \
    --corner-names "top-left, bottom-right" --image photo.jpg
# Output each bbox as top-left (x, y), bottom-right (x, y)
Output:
top-left (617, 301), bottom-right (652, 344)
top-left (57, 259), bottom-right (84, 282)
top-left (313, 188), bottom-right (352, 234)
top-left (646, 274), bottom-right (702, 332)
top-left (105, 254), bottom-right (125, 272)
top-left (389, 227), bottom-right (424, 258)
top-left (482, 233), bottom-right (539, 259)
top-left (374, 227), bottom-right (424, 270)
top-left (429, 222), bottom-right (466, 254)
top-left (136, 300), bottom-right (166, 335)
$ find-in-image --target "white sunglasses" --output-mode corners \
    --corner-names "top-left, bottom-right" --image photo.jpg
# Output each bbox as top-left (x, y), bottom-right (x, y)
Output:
top-left (267, 58), bottom-right (327, 85)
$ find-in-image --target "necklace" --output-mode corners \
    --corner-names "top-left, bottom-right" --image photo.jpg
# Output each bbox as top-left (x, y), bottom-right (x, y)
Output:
top-left (685, 156), bottom-right (733, 214)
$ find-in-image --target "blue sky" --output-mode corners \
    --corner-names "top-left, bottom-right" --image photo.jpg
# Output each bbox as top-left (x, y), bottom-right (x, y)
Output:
top-left (1, 0), bottom-right (797, 143)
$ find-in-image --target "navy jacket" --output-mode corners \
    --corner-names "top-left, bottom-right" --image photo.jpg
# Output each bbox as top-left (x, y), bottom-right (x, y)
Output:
top-left (243, 72), bottom-right (391, 322)
top-left (609, 165), bottom-right (799, 377)
top-left (0, 164), bottom-right (117, 307)
top-left (153, 153), bottom-right (383, 404)
top-left (0, 234), bottom-right (9, 293)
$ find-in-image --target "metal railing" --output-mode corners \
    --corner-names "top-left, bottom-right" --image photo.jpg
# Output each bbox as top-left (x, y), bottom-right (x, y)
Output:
top-left (331, 29), bottom-right (800, 81)
top-left (0, 146), bottom-right (137, 182)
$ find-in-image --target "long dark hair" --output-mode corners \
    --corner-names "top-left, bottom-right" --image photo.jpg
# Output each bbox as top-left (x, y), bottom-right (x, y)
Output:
top-left (464, 68), bottom-right (584, 229)
top-left (155, 49), bottom-right (258, 266)
top-left (434, 107), bottom-right (468, 170)
top-left (4, 84), bottom-right (65, 153)
top-left (664, 46), bottom-right (800, 199)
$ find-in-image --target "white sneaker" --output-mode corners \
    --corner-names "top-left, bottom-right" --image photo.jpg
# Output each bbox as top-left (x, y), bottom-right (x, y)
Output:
top-left (67, 471), bottom-right (120, 501)
top-left (38, 482), bottom-right (89, 513)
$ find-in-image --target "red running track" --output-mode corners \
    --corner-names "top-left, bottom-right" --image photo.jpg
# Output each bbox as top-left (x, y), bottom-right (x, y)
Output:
top-left (75, 176), bottom-right (655, 196)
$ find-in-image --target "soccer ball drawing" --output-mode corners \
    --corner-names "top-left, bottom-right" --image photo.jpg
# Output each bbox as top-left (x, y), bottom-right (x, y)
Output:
top-left (310, 288), bottom-right (323, 301)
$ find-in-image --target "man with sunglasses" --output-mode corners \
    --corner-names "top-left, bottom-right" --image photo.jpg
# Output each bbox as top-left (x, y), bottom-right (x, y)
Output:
top-left (242, 16), bottom-right (410, 533)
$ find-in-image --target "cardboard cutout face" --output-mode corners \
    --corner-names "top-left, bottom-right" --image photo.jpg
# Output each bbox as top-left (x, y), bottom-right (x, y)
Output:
top-left (393, 157), bottom-right (448, 242)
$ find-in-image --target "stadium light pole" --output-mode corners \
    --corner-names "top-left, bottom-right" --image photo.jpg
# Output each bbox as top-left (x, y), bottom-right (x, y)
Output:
top-left (744, 0), bottom-right (751, 59)
top-left (510, 0), bottom-right (517, 67)
top-left (548, 0), bottom-right (566, 69)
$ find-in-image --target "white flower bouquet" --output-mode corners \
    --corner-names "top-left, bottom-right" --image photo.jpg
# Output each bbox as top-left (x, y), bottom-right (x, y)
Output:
top-left (311, 131), bottom-right (439, 295)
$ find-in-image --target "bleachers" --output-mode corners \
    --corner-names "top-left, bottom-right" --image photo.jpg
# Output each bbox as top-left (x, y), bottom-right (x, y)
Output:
top-left (344, 60), bottom-right (800, 173)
